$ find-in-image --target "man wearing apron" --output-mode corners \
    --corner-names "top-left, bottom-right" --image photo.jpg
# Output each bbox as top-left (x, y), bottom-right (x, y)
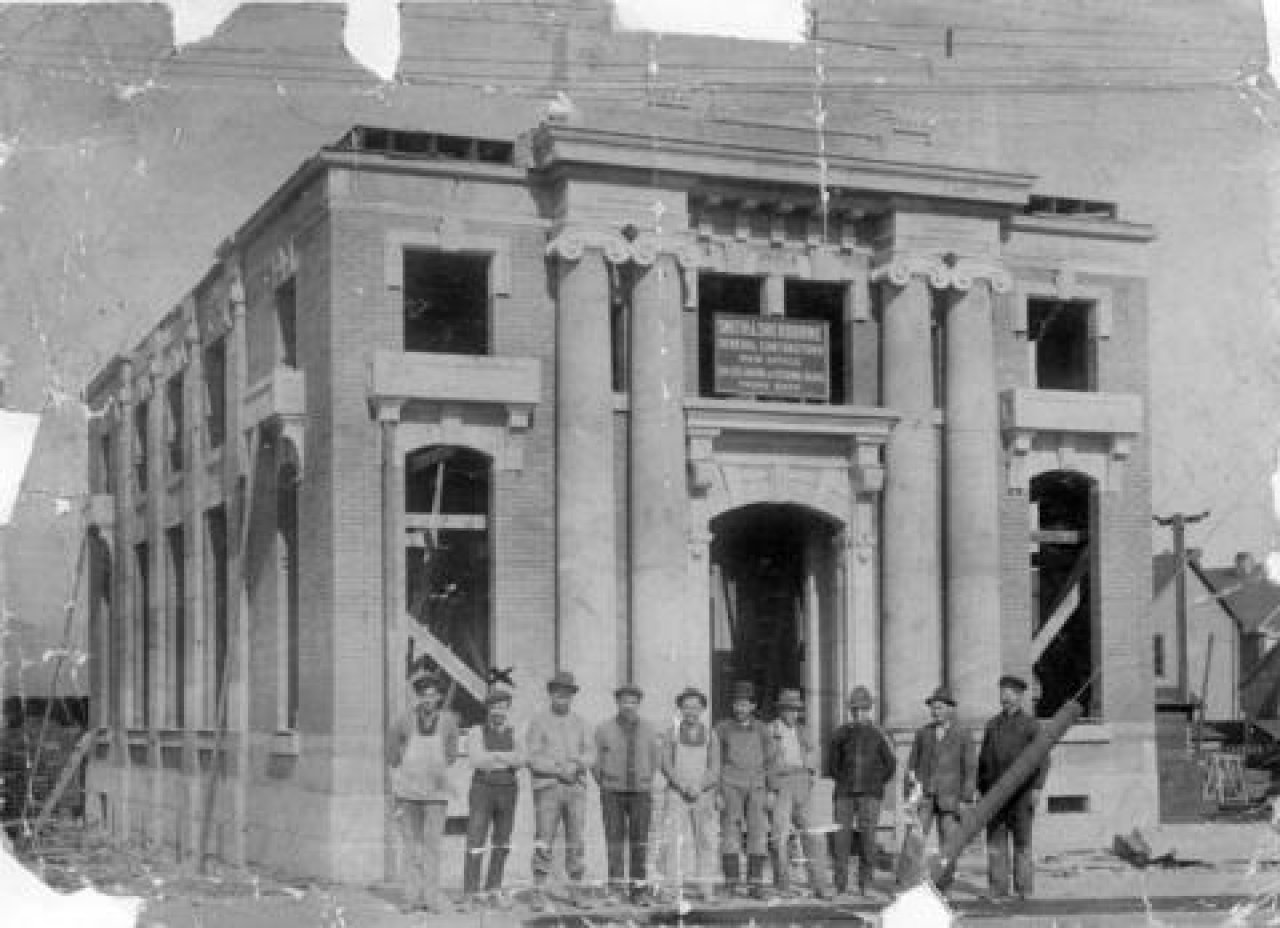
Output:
top-left (657, 686), bottom-right (720, 902)
top-left (387, 670), bottom-right (459, 914)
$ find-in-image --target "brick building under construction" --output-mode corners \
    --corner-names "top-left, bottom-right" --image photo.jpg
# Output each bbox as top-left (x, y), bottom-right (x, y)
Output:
top-left (82, 109), bottom-right (1154, 881)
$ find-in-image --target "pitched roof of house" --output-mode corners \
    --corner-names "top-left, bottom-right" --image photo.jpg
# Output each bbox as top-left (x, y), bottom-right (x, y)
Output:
top-left (1199, 563), bottom-right (1280, 636)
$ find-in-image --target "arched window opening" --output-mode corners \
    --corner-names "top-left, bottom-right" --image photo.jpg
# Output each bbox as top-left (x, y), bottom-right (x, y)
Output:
top-left (404, 446), bottom-right (492, 726)
top-left (1030, 470), bottom-right (1098, 717)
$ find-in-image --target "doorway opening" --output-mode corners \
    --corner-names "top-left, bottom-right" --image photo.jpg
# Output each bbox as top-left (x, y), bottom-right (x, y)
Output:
top-left (709, 504), bottom-right (840, 733)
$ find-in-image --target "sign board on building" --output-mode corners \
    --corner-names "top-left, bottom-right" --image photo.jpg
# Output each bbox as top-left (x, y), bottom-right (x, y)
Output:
top-left (713, 313), bottom-right (830, 401)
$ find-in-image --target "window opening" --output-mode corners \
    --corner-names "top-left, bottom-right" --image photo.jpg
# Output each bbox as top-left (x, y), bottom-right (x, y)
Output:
top-left (611, 278), bottom-right (629, 393)
top-left (204, 339), bottom-right (227, 449)
top-left (165, 374), bottom-right (184, 473)
top-left (784, 279), bottom-right (845, 405)
top-left (404, 446), bottom-right (492, 726)
top-left (98, 433), bottom-right (114, 494)
top-left (205, 506), bottom-right (228, 726)
top-left (165, 526), bottom-right (185, 727)
top-left (1028, 299), bottom-right (1092, 391)
top-left (698, 273), bottom-right (762, 397)
top-left (277, 468), bottom-right (300, 730)
top-left (276, 278), bottom-right (298, 369)
top-left (1031, 470), bottom-right (1096, 717)
top-left (133, 401), bottom-right (149, 492)
top-left (1153, 634), bottom-right (1166, 679)
top-left (403, 251), bottom-right (490, 355)
top-left (134, 542), bottom-right (150, 727)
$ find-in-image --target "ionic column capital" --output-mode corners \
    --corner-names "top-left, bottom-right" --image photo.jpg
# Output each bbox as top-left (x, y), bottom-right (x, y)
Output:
top-left (871, 253), bottom-right (1012, 294)
top-left (547, 226), bottom-right (699, 269)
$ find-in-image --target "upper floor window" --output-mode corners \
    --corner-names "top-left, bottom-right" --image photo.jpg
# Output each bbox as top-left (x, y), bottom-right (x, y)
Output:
top-left (165, 373), bottom-right (184, 473)
top-left (276, 278), bottom-right (298, 369)
top-left (203, 339), bottom-right (227, 450)
top-left (1028, 298), bottom-right (1093, 391)
top-left (404, 251), bottom-right (490, 355)
top-left (97, 432), bottom-right (114, 494)
top-left (697, 273), bottom-right (846, 404)
top-left (133, 400), bottom-right (149, 492)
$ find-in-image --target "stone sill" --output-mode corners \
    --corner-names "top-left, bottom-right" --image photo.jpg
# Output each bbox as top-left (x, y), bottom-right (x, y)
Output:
top-left (270, 730), bottom-right (302, 757)
top-left (1057, 721), bottom-right (1112, 744)
top-left (685, 395), bottom-right (900, 438)
top-left (244, 366), bottom-right (306, 429)
top-left (1000, 387), bottom-right (1142, 436)
top-left (369, 350), bottom-right (540, 410)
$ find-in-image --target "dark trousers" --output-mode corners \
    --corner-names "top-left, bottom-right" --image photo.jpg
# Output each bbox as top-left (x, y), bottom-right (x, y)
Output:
top-left (464, 780), bottom-right (518, 893)
top-left (831, 795), bottom-right (881, 892)
top-left (601, 790), bottom-right (652, 887)
top-left (986, 793), bottom-right (1035, 897)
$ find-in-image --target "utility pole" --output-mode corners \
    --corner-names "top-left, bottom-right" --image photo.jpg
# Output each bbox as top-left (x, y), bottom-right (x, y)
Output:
top-left (1153, 510), bottom-right (1210, 704)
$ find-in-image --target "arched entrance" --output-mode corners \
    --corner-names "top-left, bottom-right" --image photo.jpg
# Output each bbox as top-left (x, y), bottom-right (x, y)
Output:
top-left (709, 504), bottom-right (842, 733)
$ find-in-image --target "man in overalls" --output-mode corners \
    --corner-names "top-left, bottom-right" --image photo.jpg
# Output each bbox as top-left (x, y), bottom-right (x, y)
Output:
top-left (387, 669), bottom-right (459, 914)
top-left (767, 688), bottom-right (835, 900)
top-left (657, 686), bottom-right (720, 902)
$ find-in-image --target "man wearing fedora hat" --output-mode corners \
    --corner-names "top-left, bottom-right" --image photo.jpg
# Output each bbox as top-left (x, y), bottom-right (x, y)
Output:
top-left (766, 689), bottom-right (835, 900)
top-left (978, 674), bottom-right (1049, 902)
top-left (527, 671), bottom-right (595, 908)
top-left (827, 685), bottom-right (896, 900)
top-left (462, 688), bottom-right (525, 908)
top-left (593, 683), bottom-right (662, 904)
top-left (714, 680), bottom-right (776, 899)
top-left (905, 686), bottom-right (976, 889)
top-left (387, 669), bottom-right (460, 914)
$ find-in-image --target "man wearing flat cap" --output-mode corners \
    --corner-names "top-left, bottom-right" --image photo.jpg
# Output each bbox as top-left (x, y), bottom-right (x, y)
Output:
top-left (462, 688), bottom-right (525, 907)
top-left (657, 686), bottom-right (720, 901)
top-left (527, 671), bottom-right (595, 908)
top-left (827, 685), bottom-right (896, 899)
top-left (905, 686), bottom-right (975, 890)
top-left (978, 674), bottom-right (1049, 902)
top-left (593, 683), bottom-right (662, 903)
top-left (387, 669), bottom-right (460, 914)
top-left (714, 680), bottom-right (776, 899)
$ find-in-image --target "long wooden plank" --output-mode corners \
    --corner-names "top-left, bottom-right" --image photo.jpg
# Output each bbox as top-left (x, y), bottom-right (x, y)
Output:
top-left (30, 730), bottom-right (95, 837)
top-left (408, 620), bottom-right (487, 701)
top-left (1030, 545), bottom-right (1090, 664)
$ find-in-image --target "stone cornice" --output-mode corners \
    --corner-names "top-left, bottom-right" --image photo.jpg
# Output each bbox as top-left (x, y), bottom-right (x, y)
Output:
top-left (871, 254), bottom-right (1012, 293)
top-left (531, 122), bottom-right (1035, 208)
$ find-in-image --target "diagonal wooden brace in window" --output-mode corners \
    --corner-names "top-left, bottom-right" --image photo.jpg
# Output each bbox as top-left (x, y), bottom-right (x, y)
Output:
top-left (1030, 543), bottom-right (1091, 665)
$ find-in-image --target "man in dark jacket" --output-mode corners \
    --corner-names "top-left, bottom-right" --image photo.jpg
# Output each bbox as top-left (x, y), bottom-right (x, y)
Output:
top-left (905, 686), bottom-right (975, 892)
top-left (826, 685), bottom-right (896, 899)
top-left (978, 675), bottom-right (1048, 902)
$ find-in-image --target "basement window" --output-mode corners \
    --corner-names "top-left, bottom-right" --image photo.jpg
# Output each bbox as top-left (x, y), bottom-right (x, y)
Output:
top-left (1028, 299), bottom-right (1093, 391)
top-left (1047, 795), bottom-right (1090, 814)
top-left (404, 251), bottom-right (490, 355)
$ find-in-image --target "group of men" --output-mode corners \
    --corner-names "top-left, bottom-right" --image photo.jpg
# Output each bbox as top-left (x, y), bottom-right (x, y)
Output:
top-left (386, 668), bottom-right (1048, 914)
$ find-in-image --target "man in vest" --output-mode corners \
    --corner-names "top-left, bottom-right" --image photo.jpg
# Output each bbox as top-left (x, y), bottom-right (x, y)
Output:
top-left (594, 683), bottom-right (662, 904)
top-left (767, 688), bottom-right (835, 900)
top-left (462, 688), bottom-right (525, 909)
top-left (657, 686), bottom-right (720, 902)
top-left (527, 671), bottom-right (595, 909)
top-left (827, 685), bottom-right (896, 900)
top-left (386, 669), bottom-right (460, 914)
top-left (714, 680), bottom-right (776, 899)
top-left (978, 674), bottom-right (1048, 903)
top-left (905, 686), bottom-right (975, 892)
